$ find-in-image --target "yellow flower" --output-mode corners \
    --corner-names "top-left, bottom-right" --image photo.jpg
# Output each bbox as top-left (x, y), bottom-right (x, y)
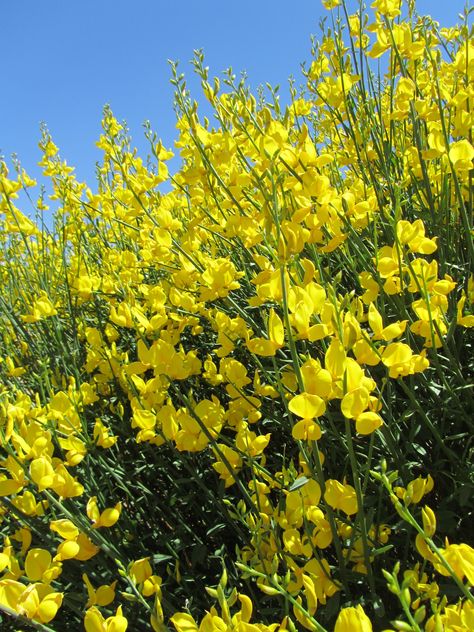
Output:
top-left (93, 419), bottom-right (118, 449)
top-left (334, 605), bottom-right (373, 631)
top-left (289, 392), bottom-right (326, 419)
top-left (381, 343), bottom-right (412, 378)
top-left (199, 257), bottom-right (244, 302)
top-left (212, 444), bottom-right (242, 487)
top-left (355, 411), bottom-right (383, 435)
top-left (171, 612), bottom-right (199, 632)
top-left (324, 479), bottom-right (358, 515)
top-left (82, 573), bottom-right (117, 608)
top-left (25, 548), bottom-right (61, 583)
top-left (436, 543), bottom-right (474, 585)
top-left (84, 605), bottom-right (128, 632)
top-left (341, 387), bottom-right (370, 419)
top-left (371, 0), bottom-right (401, 18)
top-left (130, 558), bottom-right (153, 584)
top-left (235, 424), bottom-right (270, 457)
top-left (292, 418), bottom-right (322, 441)
top-left (395, 474), bottom-right (434, 505)
top-left (301, 358), bottom-right (332, 398)
top-left (246, 309), bottom-right (284, 357)
top-left (21, 291), bottom-right (58, 323)
top-left (322, 0), bottom-right (340, 10)
top-left (86, 497), bottom-right (122, 529)
top-left (0, 580), bottom-right (64, 624)
top-left (449, 139), bottom-right (474, 170)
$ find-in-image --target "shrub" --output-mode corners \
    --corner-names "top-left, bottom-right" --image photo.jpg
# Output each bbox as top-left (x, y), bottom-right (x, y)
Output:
top-left (0, 0), bottom-right (473, 630)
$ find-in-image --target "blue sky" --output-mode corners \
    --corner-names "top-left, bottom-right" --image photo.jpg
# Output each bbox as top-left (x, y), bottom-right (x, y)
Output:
top-left (1, 0), bottom-right (469, 190)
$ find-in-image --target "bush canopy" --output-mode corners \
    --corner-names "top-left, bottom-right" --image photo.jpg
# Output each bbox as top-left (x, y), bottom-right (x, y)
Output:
top-left (0, 0), bottom-right (473, 630)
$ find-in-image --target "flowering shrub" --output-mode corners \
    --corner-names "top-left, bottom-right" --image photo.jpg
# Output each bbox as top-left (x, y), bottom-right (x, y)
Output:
top-left (0, 0), bottom-right (473, 630)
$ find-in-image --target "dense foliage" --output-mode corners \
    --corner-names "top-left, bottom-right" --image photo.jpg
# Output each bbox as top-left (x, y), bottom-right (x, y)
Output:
top-left (0, 1), bottom-right (473, 630)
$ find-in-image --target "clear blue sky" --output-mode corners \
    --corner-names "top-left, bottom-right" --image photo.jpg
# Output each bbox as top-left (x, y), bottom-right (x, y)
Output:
top-left (1, 0), bottom-right (469, 189)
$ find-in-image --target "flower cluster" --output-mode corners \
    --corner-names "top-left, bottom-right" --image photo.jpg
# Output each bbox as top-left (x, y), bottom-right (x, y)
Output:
top-left (0, 1), bottom-right (473, 630)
